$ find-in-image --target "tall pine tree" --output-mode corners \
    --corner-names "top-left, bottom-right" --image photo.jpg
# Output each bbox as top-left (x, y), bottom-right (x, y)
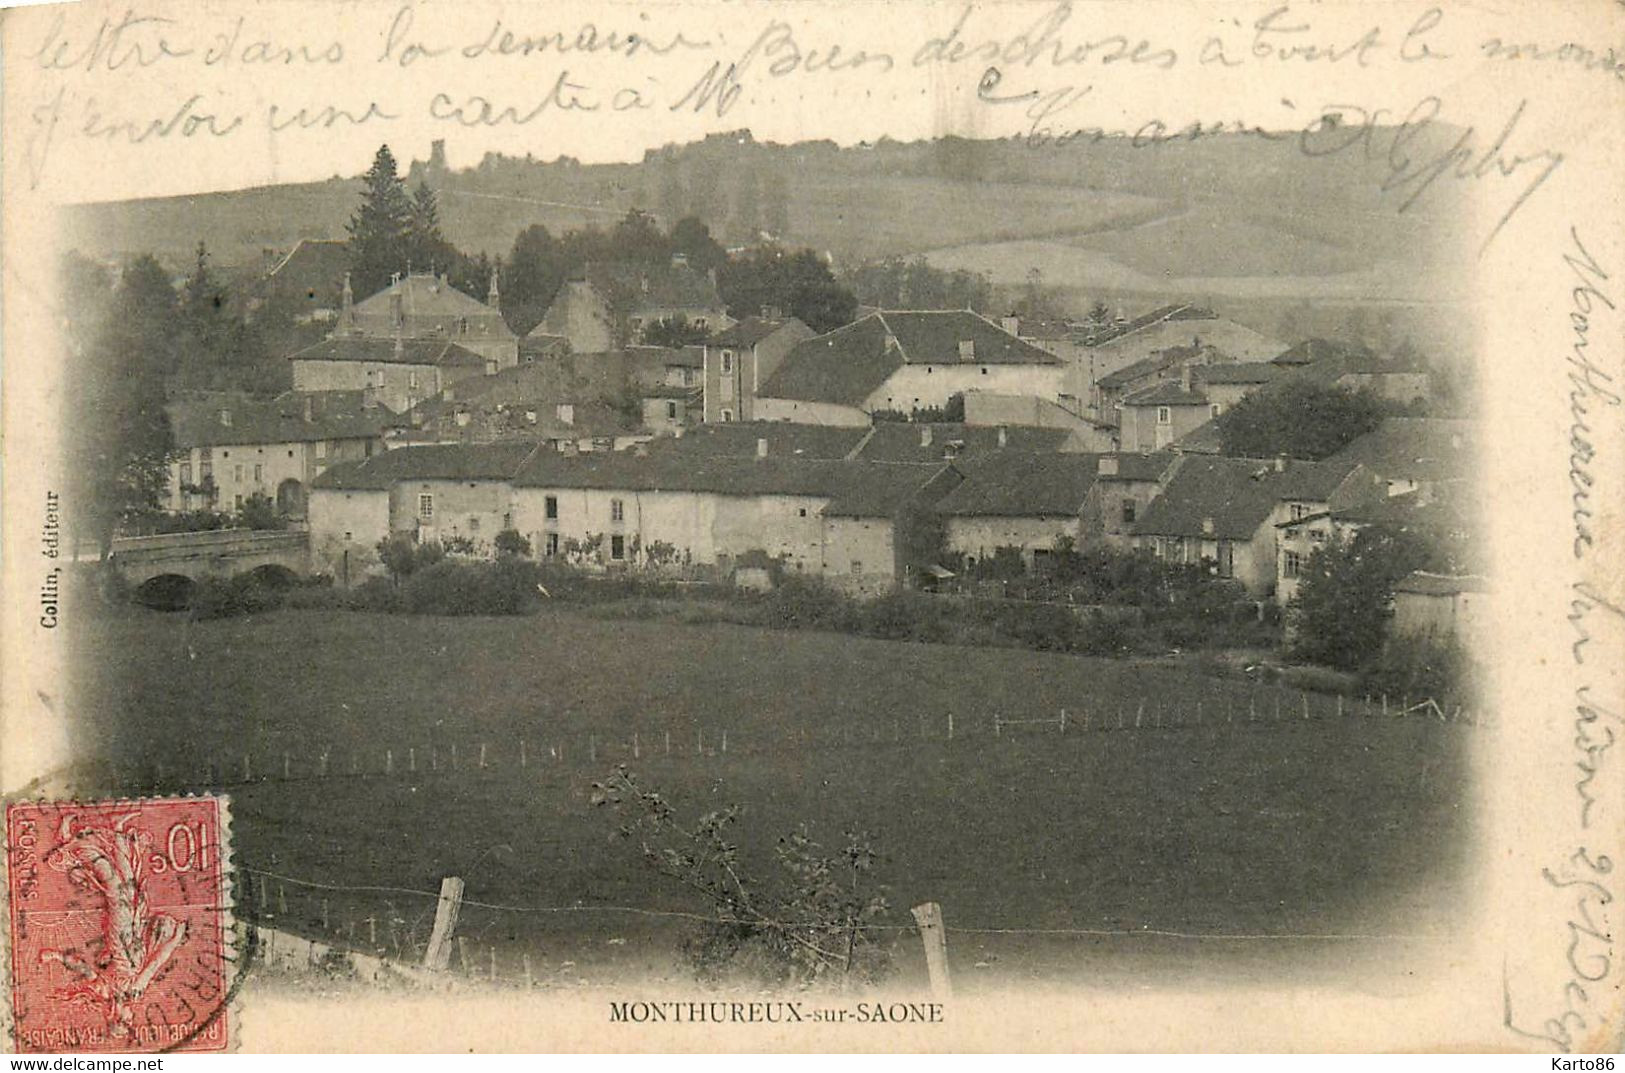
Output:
top-left (347, 145), bottom-right (413, 297)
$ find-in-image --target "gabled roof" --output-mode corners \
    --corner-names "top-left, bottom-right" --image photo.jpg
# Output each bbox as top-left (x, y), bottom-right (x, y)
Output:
top-left (288, 337), bottom-right (488, 367)
top-left (1095, 345), bottom-right (1199, 390)
top-left (1272, 338), bottom-right (1372, 366)
top-left (1171, 420), bottom-right (1224, 455)
top-left (1132, 456), bottom-right (1361, 540)
top-left (1325, 418), bottom-right (1477, 483)
top-left (759, 311), bottom-right (1057, 407)
top-left (855, 423), bottom-right (1070, 463)
top-left (1195, 362), bottom-right (1281, 385)
top-left (351, 272), bottom-right (505, 324)
top-left (1094, 452), bottom-right (1180, 482)
top-left (586, 261), bottom-right (726, 315)
top-left (710, 316), bottom-right (810, 348)
top-left (1082, 304), bottom-right (1216, 347)
top-left (311, 442), bottom-right (541, 490)
top-left (261, 239), bottom-right (349, 303)
top-left (757, 316), bottom-right (901, 406)
top-left (1122, 380), bottom-right (1208, 406)
top-left (167, 391), bottom-right (392, 449)
top-left (934, 452), bottom-right (1100, 517)
top-left (514, 448), bottom-right (947, 515)
top-left (644, 422), bottom-right (870, 460)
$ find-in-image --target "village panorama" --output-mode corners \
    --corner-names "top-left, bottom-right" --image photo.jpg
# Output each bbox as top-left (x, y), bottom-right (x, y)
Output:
top-left (57, 131), bottom-right (1483, 992)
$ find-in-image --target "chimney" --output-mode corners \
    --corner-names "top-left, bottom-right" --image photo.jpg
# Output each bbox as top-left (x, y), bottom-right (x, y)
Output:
top-left (218, 408), bottom-right (232, 428)
top-left (919, 426), bottom-right (933, 448)
top-left (556, 403), bottom-right (574, 426)
top-left (756, 437), bottom-right (769, 459)
top-left (958, 339), bottom-right (975, 361)
top-left (997, 426), bottom-right (1008, 448)
top-left (1002, 315), bottom-right (1020, 336)
top-left (390, 288), bottom-right (404, 328)
top-left (1097, 456), bottom-right (1119, 476)
top-left (1274, 455), bottom-right (1287, 473)
top-left (340, 272), bottom-right (355, 328)
top-left (487, 266), bottom-right (500, 307)
top-left (1201, 516), bottom-right (1215, 536)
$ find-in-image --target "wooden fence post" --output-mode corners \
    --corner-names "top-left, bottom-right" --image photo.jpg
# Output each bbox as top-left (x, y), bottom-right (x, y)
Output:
top-left (479, 742), bottom-right (488, 769)
top-left (386, 749), bottom-right (394, 775)
top-left (947, 711), bottom-right (954, 740)
top-left (520, 739), bottom-right (528, 767)
top-left (423, 876), bottom-right (465, 971)
top-left (1059, 709), bottom-right (1067, 734)
top-left (910, 902), bottom-right (953, 1000)
top-left (633, 732), bottom-right (640, 760)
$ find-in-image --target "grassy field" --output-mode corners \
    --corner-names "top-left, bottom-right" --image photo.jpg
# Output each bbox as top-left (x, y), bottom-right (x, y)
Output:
top-left (69, 606), bottom-right (1474, 987)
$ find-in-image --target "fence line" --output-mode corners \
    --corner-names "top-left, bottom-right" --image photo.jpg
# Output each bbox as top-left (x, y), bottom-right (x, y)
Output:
top-left (101, 689), bottom-right (1489, 794)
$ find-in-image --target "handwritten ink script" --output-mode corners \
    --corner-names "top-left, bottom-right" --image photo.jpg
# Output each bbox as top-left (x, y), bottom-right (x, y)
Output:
top-left (1503, 230), bottom-right (1622, 1054)
top-left (17, 0), bottom-right (1607, 250)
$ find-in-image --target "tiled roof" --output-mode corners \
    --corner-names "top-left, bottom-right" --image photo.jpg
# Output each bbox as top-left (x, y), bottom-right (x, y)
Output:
top-left (710, 316), bottom-right (808, 348)
top-left (1325, 418), bottom-right (1477, 483)
top-left (288, 337), bottom-right (488, 367)
top-left (1122, 380), bottom-right (1208, 406)
top-left (351, 273), bottom-right (505, 323)
top-left (168, 391), bottom-right (392, 449)
top-left (644, 422), bottom-right (870, 460)
top-left (587, 261), bottom-right (725, 315)
top-left (1081, 304), bottom-right (1215, 346)
top-left (856, 422), bottom-right (1070, 462)
top-left (1094, 452), bottom-right (1180, 482)
top-left (1132, 456), bottom-right (1360, 540)
top-left (1272, 338), bottom-right (1372, 366)
top-left (1095, 346), bottom-right (1197, 389)
top-left (1395, 571), bottom-right (1490, 596)
top-left (311, 442), bottom-right (541, 490)
top-left (934, 452), bottom-right (1101, 517)
top-left (760, 311), bottom-right (1057, 407)
top-left (1171, 420), bottom-right (1224, 454)
top-left (515, 448), bottom-right (946, 514)
top-left (1195, 362), bottom-right (1281, 385)
top-left (261, 239), bottom-right (349, 304)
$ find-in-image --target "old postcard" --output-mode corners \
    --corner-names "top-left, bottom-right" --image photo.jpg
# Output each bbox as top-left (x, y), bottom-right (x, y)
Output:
top-left (2, 0), bottom-right (1622, 1054)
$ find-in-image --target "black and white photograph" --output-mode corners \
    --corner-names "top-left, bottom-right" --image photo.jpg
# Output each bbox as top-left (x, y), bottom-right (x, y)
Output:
top-left (2, 0), bottom-right (1621, 1056)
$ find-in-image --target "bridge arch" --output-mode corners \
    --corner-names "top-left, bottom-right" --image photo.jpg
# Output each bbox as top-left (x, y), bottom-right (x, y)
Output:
top-left (240, 562), bottom-right (299, 590)
top-left (133, 573), bottom-right (197, 611)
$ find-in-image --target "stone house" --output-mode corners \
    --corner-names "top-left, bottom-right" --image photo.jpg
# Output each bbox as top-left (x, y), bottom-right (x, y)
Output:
top-left (701, 315), bottom-right (815, 423)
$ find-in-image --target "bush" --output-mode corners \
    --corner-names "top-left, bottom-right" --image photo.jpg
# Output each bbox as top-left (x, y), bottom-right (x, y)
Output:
top-left (759, 578), bottom-right (861, 632)
top-left (377, 536), bottom-right (446, 579)
top-left (493, 528), bottom-right (532, 559)
top-left (1357, 636), bottom-right (1477, 708)
top-left (399, 559), bottom-right (539, 616)
top-left (188, 574), bottom-right (284, 620)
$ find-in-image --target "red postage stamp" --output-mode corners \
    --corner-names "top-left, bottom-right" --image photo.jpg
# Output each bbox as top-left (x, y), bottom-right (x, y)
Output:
top-left (6, 797), bottom-right (232, 1053)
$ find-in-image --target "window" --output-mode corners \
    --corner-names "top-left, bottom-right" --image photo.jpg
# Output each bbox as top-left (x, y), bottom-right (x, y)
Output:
top-left (469, 516), bottom-right (480, 532)
top-left (418, 493), bottom-right (434, 520)
top-left (222, 450), bottom-right (230, 459)
top-left (545, 532), bottom-right (560, 557)
top-left (1210, 403), bottom-right (1222, 417)
top-left (850, 560), bottom-right (863, 575)
top-left (545, 495), bottom-right (558, 521)
top-left (1217, 540), bottom-right (1234, 578)
top-left (1283, 549), bottom-right (1303, 579)
top-left (180, 460), bottom-right (192, 486)
top-left (610, 498), bottom-right (624, 523)
top-left (798, 507), bottom-right (807, 518)
top-left (1157, 406), bottom-right (1172, 425)
top-left (408, 370), bottom-right (419, 390)
top-left (980, 367), bottom-right (988, 375)
top-left (720, 408), bottom-right (734, 422)
top-left (1121, 498), bottom-right (1136, 524)
top-left (234, 494), bottom-right (244, 510)
top-left (253, 464), bottom-right (263, 483)
top-left (1290, 503), bottom-right (1308, 521)
top-left (200, 458), bottom-right (212, 481)
top-left (1309, 529), bottom-right (1326, 544)
top-left (720, 349), bottom-right (734, 373)
top-left (315, 441), bottom-right (328, 460)
top-left (666, 401), bottom-right (678, 420)
top-left (233, 464), bottom-right (244, 482)
top-left (610, 534), bottom-right (626, 560)
top-left (344, 531), bottom-right (352, 542)
top-left (287, 449), bottom-right (294, 458)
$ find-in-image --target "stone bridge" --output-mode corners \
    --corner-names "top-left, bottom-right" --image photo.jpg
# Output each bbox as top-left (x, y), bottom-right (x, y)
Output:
top-left (108, 529), bottom-right (310, 592)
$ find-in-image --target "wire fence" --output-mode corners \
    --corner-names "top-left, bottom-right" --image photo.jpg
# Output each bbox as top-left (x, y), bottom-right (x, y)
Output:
top-left (97, 687), bottom-right (1489, 794)
top-left (237, 862), bottom-right (1433, 990)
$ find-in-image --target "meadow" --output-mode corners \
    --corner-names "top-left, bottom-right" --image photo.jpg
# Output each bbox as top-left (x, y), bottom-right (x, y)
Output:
top-left (68, 605), bottom-right (1476, 988)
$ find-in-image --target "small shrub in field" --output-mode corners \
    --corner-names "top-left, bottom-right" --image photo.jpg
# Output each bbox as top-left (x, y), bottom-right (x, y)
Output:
top-left (189, 575), bottom-right (283, 620)
top-left (493, 528), bottom-right (532, 559)
top-left (400, 559), bottom-right (539, 616)
top-left (761, 578), bottom-right (858, 632)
